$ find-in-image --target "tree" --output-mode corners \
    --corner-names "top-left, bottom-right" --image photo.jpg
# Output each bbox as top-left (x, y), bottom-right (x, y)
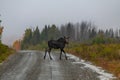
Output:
top-left (115, 29), bottom-right (119, 38)
top-left (0, 27), bottom-right (3, 43)
top-left (40, 25), bottom-right (48, 42)
top-left (109, 29), bottom-right (114, 38)
top-left (48, 24), bottom-right (60, 40)
top-left (105, 29), bottom-right (109, 38)
top-left (13, 40), bottom-right (21, 51)
top-left (60, 25), bottom-right (66, 37)
top-left (66, 23), bottom-right (75, 41)
top-left (21, 28), bottom-right (32, 49)
top-left (32, 26), bottom-right (41, 45)
top-left (80, 21), bottom-right (90, 42)
top-left (40, 24), bottom-right (61, 42)
top-left (74, 23), bottom-right (80, 41)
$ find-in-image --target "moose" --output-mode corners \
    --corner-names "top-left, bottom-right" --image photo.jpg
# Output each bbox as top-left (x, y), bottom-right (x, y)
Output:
top-left (44, 36), bottom-right (69, 60)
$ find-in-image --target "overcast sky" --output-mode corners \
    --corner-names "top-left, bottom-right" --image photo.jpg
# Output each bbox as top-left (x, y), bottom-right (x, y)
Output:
top-left (0, 0), bottom-right (120, 45)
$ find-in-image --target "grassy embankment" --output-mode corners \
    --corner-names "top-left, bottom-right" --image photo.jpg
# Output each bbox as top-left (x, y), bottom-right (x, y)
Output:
top-left (0, 43), bottom-right (14, 63)
top-left (65, 42), bottom-right (120, 79)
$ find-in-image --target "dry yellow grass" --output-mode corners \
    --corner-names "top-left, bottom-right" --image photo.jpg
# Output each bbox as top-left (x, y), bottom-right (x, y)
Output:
top-left (65, 43), bottom-right (120, 79)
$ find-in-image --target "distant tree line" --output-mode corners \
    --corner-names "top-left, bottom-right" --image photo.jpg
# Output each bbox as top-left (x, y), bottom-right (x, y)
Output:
top-left (60, 21), bottom-right (120, 44)
top-left (21, 21), bottom-right (120, 49)
top-left (21, 25), bottom-right (61, 49)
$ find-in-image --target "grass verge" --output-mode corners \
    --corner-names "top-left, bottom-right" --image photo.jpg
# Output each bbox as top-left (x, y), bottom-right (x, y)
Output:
top-left (0, 43), bottom-right (15, 63)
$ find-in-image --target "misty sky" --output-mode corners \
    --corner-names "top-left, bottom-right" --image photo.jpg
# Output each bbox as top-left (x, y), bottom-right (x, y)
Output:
top-left (0, 0), bottom-right (120, 45)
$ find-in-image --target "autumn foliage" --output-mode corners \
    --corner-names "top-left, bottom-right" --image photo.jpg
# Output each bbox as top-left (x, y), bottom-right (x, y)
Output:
top-left (13, 40), bottom-right (21, 51)
top-left (65, 43), bottom-right (120, 79)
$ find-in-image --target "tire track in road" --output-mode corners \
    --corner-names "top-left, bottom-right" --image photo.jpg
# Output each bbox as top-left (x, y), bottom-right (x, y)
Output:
top-left (0, 53), bottom-right (24, 78)
top-left (0, 52), bottom-right (37, 80)
top-left (25, 51), bottom-right (45, 80)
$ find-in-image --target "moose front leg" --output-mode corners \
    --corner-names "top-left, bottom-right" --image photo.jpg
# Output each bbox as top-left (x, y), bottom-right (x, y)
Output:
top-left (48, 48), bottom-right (52, 60)
top-left (44, 48), bottom-right (47, 59)
top-left (60, 50), bottom-right (62, 60)
top-left (62, 49), bottom-right (67, 60)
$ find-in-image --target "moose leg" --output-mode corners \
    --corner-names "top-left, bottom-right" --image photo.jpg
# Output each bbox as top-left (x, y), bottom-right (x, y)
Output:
top-left (44, 48), bottom-right (47, 59)
top-left (60, 49), bottom-right (62, 60)
top-left (48, 48), bottom-right (52, 60)
top-left (62, 49), bottom-right (67, 60)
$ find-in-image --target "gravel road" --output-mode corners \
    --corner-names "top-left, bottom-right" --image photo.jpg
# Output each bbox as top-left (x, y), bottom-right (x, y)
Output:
top-left (0, 50), bottom-right (115, 80)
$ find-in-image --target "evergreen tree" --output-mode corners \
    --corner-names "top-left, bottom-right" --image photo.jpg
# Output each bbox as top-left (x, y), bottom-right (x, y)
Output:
top-left (109, 29), bottom-right (114, 38)
top-left (40, 25), bottom-right (48, 42)
top-left (105, 29), bottom-right (109, 38)
top-left (66, 23), bottom-right (75, 40)
top-left (80, 21), bottom-right (90, 42)
top-left (21, 28), bottom-right (32, 49)
top-left (60, 25), bottom-right (66, 37)
top-left (48, 24), bottom-right (60, 40)
top-left (32, 26), bottom-right (41, 45)
top-left (91, 27), bottom-right (97, 38)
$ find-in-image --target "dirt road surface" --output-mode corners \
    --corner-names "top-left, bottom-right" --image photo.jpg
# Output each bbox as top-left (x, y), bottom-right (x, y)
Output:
top-left (0, 50), bottom-right (115, 80)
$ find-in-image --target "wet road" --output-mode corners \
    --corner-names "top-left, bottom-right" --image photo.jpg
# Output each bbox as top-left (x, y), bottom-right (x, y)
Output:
top-left (0, 50), bottom-right (113, 80)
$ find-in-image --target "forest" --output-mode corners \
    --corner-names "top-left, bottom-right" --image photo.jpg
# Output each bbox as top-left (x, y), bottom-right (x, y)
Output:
top-left (21, 21), bottom-right (120, 49)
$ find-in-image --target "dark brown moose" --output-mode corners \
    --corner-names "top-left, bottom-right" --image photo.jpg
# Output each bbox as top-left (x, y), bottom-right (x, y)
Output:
top-left (44, 37), bottom-right (69, 60)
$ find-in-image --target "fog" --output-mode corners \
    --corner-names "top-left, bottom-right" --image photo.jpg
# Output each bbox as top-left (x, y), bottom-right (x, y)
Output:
top-left (0, 0), bottom-right (120, 45)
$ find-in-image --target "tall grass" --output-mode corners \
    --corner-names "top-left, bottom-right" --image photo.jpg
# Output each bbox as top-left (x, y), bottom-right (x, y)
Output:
top-left (65, 42), bottom-right (120, 78)
top-left (66, 43), bottom-right (120, 60)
